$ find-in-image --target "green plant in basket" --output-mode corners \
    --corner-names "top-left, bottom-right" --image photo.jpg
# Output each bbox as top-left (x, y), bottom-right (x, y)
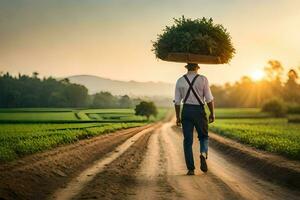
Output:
top-left (153, 16), bottom-right (235, 64)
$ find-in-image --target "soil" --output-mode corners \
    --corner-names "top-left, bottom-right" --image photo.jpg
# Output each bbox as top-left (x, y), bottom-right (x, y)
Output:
top-left (0, 125), bottom-right (153, 200)
top-left (1, 118), bottom-right (300, 200)
top-left (73, 126), bottom-right (153, 200)
top-left (208, 131), bottom-right (300, 189)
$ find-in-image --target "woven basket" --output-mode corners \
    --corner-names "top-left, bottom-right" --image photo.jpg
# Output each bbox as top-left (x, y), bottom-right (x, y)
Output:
top-left (162, 52), bottom-right (222, 64)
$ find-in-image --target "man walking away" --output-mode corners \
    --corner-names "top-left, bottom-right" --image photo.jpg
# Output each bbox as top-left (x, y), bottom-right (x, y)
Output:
top-left (174, 63), bottom-right (215, 175)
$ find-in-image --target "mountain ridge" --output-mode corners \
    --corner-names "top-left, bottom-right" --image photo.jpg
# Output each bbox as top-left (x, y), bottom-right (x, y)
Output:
top-left (67, 75), bottom-right (174, 97)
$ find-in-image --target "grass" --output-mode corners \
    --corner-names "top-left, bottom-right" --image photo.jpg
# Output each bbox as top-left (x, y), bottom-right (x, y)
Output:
top-left (0, 112), bottom-right (78, 121)
top-left (209, 118), bottom-right (300, 160)
top-left (288, 115), bottom-right (300, 123)
top-left (4, 107), bottom-right (298, 162)
top-left (0, 108), bottom-right (74, 112)
top-left (0, 108), bottom-right (169, 123)
top-left (0, 108), bottom-right (169, 162)
top-left (0, 122), bottom-right (145, 162)
top-left (211, 108), bottom-right (271, 118)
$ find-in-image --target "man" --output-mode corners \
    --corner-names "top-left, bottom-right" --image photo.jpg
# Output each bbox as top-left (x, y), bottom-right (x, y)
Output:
top-left (174, 63), bottom-right (215, 175)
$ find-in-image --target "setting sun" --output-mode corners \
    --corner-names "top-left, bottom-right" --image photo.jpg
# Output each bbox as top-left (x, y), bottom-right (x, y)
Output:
top-left (251, 70), bottom-right (264, 81)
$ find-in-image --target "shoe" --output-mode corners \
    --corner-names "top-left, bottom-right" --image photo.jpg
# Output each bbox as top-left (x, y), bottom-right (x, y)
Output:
top-left (200, 155), bottom-right (208, 172)
top-left (186, 170), bottom-right (195, 176)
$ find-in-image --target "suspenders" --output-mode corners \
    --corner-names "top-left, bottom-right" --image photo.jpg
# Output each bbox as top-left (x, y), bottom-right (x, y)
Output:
top-left (183, 75), bottom-right (204, 106)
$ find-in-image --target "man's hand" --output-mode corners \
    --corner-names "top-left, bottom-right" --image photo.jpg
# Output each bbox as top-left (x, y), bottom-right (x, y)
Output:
top-left (175, 104), bottom-right (181, 127)
top-left (207, 101), bottom-right (215, 123)
top-left (209, 113), bottom-right (215, 123)
top-left (176, 118), bottom-right (181, 127)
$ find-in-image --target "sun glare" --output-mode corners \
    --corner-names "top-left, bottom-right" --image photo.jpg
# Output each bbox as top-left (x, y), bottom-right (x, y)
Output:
top-left (251, 70), bottom-right (264, 81)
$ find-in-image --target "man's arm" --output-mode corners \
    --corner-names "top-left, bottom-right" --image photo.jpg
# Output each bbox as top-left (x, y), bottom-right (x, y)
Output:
top-left (174, 79), bottom-right (182, 126)
top-left (203, 77), bottom-right (215, 123)
top-left (207, 100), bottom-right (215, 123)
top-left (175, 104), bottom-right (181, 126)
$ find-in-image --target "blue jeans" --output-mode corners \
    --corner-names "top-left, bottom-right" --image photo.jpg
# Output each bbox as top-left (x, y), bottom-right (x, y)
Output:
top-left (181, 104), bottom-right (209, 170)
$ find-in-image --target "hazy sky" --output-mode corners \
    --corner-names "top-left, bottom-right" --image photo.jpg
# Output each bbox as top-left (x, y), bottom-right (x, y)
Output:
top-left (0, 0), bottom-right (299, 84)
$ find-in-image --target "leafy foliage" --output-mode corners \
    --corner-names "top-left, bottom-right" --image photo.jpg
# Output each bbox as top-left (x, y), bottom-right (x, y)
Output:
top-left (288, 115), bottom-right (300, 123)
top-left (0, 122), bottom-right (145, 162)
top-left (0, 73), bottom-right (140, 108)
top-left (0, 72), bottom-right (88, 108)
top-left (135, 101), bottom-right (158, 120)
top-left (211, 108), bottom-right (271, 119)
top-left (153, 16), bottom-right (235, 63)
top-left (287, 104), bottom-right (300, 114)
top-left (0, 108), bottom-right (169, 162)
top-left (210, 118), bottom-right (300, 160)
top-left (92, 92), bottom-right (118, 108)
top-left (262, 99), bottom-right (287, 117)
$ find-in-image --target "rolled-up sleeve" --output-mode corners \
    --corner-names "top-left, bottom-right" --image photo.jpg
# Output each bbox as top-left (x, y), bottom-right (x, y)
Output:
top-left (174, 79), bottom-right (182, 105)
top-left (204, 77), bottom-right (214, 103)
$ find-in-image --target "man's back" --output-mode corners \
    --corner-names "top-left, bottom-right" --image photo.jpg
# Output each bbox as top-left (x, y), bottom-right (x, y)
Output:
top-left (174, 71), bottom-right (213, 106)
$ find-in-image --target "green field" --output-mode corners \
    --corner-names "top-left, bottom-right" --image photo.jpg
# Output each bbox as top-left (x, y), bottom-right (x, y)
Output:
top-left (0, 108), bottom-right (169, 162)
top-left (209, 110), bottom-right (300, 160)
top-left (213, 108), bottom-right (271, 118)
top-left (1, 107), bottom-right (299, 162)
top-left (0, 108), bottom-right (167, 122)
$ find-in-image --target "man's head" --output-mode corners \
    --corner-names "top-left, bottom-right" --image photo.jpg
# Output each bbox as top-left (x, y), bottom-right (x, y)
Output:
top-left (185, 63), bottom-right (200, 71)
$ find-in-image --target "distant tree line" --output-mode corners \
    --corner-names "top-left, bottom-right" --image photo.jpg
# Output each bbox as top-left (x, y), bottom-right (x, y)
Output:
top-left (91, 92), bottom-right (141, 108)
top-left (0, 72), bottom-right (140, 108)
top-left (1, 60), bottom-right (299, 109)
top-left (0, 72), bottom-right (88, 108)
top-left (210, 60), bottom-right (300, 108)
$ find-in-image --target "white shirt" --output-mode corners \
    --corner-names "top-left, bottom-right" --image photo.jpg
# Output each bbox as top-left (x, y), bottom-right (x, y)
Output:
top-left (174, 71), bottom-right (214, 105)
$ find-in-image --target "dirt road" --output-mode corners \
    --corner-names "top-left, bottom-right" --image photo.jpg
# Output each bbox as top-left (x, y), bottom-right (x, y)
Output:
top-left (1, 119), bottom-right (299, 200)
top-left (56, 119), bottom-right (300, 200)
top-left (132, 120), bottom-right (299, 200)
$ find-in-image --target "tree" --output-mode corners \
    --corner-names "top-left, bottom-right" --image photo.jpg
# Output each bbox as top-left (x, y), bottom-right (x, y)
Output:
top-left (32, 72), bottom-right (39, 79)
top-left (60, 78), bottom-right (70, 84)
top-left (264, 60), bottom-right (284, 81)
top-left (64, 84), bottom-right (88, 107)
top-left (92, 92), bottom-right (118, 108)
top-left (118, 95), bottom-right (133, 108)
top-left (261, 98), bottom-right (286, 117)
top-left (0, 72), bottom-right (89, 108)
top-left (135, 101), bottom-right (158, 120)
top-left (283, 69), bottom-right (300, 103)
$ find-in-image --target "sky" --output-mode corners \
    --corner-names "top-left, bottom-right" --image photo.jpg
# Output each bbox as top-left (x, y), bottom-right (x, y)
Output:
top-left (0, 0), bottom-right (300, 84)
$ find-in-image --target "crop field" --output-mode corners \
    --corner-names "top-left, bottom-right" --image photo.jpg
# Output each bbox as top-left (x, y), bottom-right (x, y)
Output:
top-left (209, 118), bottom-right (300, 160)
top-left (0, 112), bottom-right (78, 121)
top-left (208, 108), bottom-right (272, 119)
top-left (0, 108), bottom-right (169, 162)
top-left (0, 108), bottom-right (168, 123)
top-left (2, 107), bottom-right (299, 162)
top-left (0, 122), bottom-right (146, 162)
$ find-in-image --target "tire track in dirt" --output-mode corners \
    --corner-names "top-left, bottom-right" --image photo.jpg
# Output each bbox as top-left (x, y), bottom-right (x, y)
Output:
top-left (52, 124), bottom-right (160, 200)
top-left (130, 120), bottom-right (241, 200)
top-left (72, 128), bottom-right (156, 200)
top-left (170, 119), bottom-right (300, 200)
top-left (134, 128), bottom-right (180, 200)
top-left (159, 121), bottom-right (241, 200)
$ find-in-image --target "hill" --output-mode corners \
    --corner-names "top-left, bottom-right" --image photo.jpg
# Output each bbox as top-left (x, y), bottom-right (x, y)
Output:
top-left (67, 75), bottom-right (174, 97)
